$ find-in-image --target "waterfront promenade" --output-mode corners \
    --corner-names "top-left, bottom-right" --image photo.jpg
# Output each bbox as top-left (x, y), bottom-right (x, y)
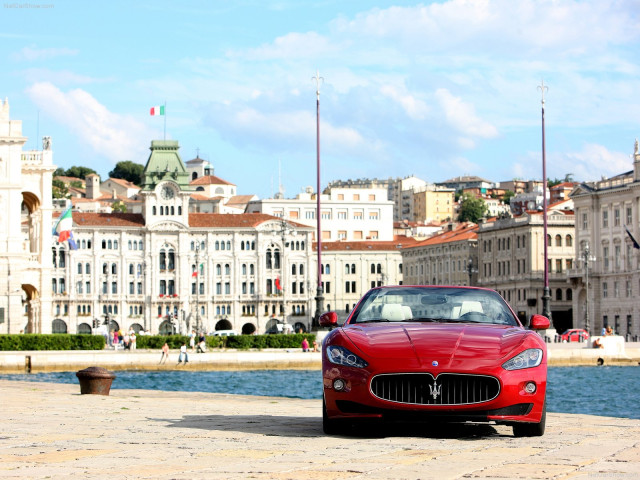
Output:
top-left (0, 342), bottom-right (639, 373)
top-left (1, 379), bottom-right (639, 480)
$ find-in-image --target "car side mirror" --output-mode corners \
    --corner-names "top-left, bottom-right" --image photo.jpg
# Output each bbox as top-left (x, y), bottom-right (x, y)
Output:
top-left (529, 314), bottom-right (550, 330)
top-left (319, 311), bottom-right (338, 328)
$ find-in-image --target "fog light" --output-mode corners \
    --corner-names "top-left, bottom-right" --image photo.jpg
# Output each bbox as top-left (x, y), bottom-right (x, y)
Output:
top-left (524, 382), bottom-right (537, 394)
top-left (333, 379), bottom-right (346, 391)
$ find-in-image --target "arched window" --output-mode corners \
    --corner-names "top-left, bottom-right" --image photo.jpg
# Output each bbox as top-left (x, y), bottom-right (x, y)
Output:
top-left (250, 264), bottom-right (255, 275)
top-left (346, 264), bottom-right (351, 275)
top-left (566, 288), bottom-right (573, 300)
top-left (555, 288), bottom-right (562, 301)
top-left (77, 263), bottom-right (82, 274)
top-left (300, 264), bottom-right (304, 275)
top-left (266, 250), bottom-right (272, 269)
top-left (138, 241), bottom-right (143, 250)
top-left (215, 241), bottom-right (220, 250)
top-left (153, 206), bottom-right (157, 215)
top-left (85, 263), bottom-right (90, 274)
top-left (129, 264), bottom-right (134, 275)
top-left (370, 264), bottom-right (375, 274)
top-left (566, 235), bottom-right (573, 247)
top-left (547, 234), bottom-right (551, 247)
top-left (376, 264), bottom-right (381, 274)
top-left (111, 263), bottom-right (117, 275)
top-left (292, 264), bottom-right (297, 275)
top-left (555, 235), bottom-right (562, 247)
top-left (351, 264), bottom-right (356, 274)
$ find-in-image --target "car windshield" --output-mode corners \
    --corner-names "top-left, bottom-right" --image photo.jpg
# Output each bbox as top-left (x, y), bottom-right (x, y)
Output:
top-left (349, 286), bottom-right (519, 326)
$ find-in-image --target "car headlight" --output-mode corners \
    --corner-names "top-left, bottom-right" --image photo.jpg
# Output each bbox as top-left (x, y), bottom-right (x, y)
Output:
top-left (326, 345), bottom-right (368, 368)
top-left (502, 348), bottom-right (543, 370)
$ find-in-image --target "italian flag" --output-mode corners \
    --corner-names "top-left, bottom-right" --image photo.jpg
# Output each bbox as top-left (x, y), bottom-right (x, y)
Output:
top-left (192, 263), bottom-right (204, 277)
top-left (150, 105), bottom-right (165, 116)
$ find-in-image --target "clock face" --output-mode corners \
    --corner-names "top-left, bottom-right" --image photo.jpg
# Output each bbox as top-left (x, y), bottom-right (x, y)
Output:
top-left (161, 186), bottom-right (174, 200)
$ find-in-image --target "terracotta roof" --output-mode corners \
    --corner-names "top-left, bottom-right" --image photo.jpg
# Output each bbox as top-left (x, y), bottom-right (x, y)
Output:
top-left (189, 193), bottom-right (215, 201)
top-left (188, 213), bottom-right (299, 228)
top-left (226, 195), bottom-right (255, 206)
top-left (406, 223), bottom-right (478, 249)
top-left (73, 212), bottom-right (145, 227)
top-left (190, 175), bottom-right (235, 186)
top-left (104, 177), bottom-right (140, 189)
top-left (314, 237), bottom-right (419, 252)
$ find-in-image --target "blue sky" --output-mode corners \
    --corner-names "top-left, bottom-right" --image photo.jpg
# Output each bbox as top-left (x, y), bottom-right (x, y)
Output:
top-left (2, 0), bottom-right (639, 198)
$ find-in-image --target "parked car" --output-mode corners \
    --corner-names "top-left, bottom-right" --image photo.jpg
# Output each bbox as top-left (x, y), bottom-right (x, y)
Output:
top-left (320, 285), bottom-right (550, 437)
top-left (560, 329), bottom-right (590, 342)
top-left (211, 330), bottom-right (238, 337)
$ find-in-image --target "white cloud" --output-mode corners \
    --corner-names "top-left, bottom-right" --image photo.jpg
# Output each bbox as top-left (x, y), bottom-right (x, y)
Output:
top-left (25, 82), bottom-right (154, 165)
top-left (12, 46), bottom-right (78, 61)
top-left (379, 85), bottom-right (428, 120)
top-left (435, 88), bottom-right (499, 141)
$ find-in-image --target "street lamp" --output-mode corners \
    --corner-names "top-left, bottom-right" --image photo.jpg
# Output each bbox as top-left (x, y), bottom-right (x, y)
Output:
top-left (466, 258), bottom-right (477, 286)
top-left (193, 243), bottom-right (206, 334)
top-left (580, 242), bottom-right (596, 335)
top-left (312, 69), bottom-right (325, 328)
top-left (271, 219), bottom-right (294, 326)
top-left (538, 80), bottom-right (552, 320)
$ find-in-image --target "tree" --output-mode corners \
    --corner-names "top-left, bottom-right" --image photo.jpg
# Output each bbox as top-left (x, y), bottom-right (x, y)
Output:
top-left (458, 193), bottom-right (487, 223)
top-left (65, 166), bottom-right (97, 179)
top-left (53, 167), bottom-right (66, 177)
top-left (112, 200), bottom-right (127, 213)
top-left (52, 179), bottom-right (69, 199)
top-left (502, 190), bottom-right (515, 205)
top-left (109, 161), bottom-right (144, 186)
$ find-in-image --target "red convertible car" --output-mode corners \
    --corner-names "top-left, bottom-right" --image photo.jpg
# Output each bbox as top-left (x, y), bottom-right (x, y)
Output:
top-left (320, 286), bottom-right (550, 437)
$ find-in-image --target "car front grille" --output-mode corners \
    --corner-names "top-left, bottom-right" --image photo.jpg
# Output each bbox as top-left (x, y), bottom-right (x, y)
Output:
top-left (370, 373), bottom-right (500, 406)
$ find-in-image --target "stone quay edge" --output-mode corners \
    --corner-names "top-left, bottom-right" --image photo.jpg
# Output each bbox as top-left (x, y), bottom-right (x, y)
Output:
top-left (1, 379), bottom-right (639, 480)
top-left (1, 343), bottom-right (639, 374)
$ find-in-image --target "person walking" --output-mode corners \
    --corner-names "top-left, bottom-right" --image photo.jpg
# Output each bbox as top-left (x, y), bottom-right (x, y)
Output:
top-left (160, 342), bottom-right (169, 364)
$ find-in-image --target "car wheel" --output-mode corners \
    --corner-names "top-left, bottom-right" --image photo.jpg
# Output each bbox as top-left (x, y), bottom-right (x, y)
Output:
top-left (512, 400), bottom-right (546, 437)
top-left (323, 396), bottom-right (344, 435)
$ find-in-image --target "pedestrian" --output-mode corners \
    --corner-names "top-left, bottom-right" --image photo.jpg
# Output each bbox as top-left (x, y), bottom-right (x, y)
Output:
top-left (312, 340), bottom-right (319, 352)
top-left (130, 331), bottom-right (137, 350)
top-left (178, 342), bottom-right (189, 364)
top-left (301, 337), bottom-right (309, 352)
top-left (160, 342), bottom-right (169, 364)
top-left (189, 330), bottom-right (196, 351)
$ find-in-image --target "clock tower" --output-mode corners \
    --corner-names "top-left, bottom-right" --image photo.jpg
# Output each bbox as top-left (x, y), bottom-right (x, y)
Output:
top-left (140, 140), bottom-right (193, 227)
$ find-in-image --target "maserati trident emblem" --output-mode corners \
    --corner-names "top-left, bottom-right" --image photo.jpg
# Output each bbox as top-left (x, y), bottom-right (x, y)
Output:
top-left (429, 380), bottom-right (442, 400)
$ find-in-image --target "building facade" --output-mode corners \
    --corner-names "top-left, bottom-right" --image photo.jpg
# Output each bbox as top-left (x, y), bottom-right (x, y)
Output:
top-left (476, 211), bottom-right (575, 331)
top-left (50, 140), bottom-right (317, 336)
top-left (401, 223), bottom-right (478, 287)
top-left (568, 142), bottom-right (640, 337)
top-left (0, 99), bottom-right (55, 334)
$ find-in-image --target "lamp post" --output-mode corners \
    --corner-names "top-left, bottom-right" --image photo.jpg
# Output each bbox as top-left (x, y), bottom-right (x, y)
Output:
top-left (466, 258), bottom-right (477, 287)
top-left (193, 243), bottom-right (206, 334)
top-left (312, 69), bottom-right (325, 327)
top-left (272, 219), bottom-right (294, 326)
top-left (581, 242), bottom-right (595, 335)
top-left (538, 80), bottom-right (552, 320)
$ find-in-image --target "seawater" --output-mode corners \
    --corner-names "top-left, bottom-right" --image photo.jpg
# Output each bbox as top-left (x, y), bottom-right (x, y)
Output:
top-left (2, 366), bottom-right (639, 420)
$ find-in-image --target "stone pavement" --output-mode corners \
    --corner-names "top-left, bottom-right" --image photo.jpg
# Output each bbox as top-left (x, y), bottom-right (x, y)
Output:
top-left (1, 380), bottom-right (639, 480)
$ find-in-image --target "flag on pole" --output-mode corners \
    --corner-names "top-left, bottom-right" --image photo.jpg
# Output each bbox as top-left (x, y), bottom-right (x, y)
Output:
top-left (52, 204), bottom-right (78, 250)
top-left (192, 263), bottom-right (204, 277)
top-left (150, 105), bottom-right (165, 116)
top-left (275, 276), bottom-right (282, 291)
top-left (625, 225), bottom-right (640, 249)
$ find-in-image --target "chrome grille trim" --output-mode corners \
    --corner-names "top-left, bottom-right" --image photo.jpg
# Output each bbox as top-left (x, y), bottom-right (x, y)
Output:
top-left (370, 373), bottom-right (500, 406)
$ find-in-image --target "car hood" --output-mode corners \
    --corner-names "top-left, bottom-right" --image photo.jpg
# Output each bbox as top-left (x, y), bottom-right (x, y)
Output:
top-left (341, 322), bottom-right (527, 369)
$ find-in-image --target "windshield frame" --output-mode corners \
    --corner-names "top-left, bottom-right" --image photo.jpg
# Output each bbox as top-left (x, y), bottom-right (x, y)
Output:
top-left (346, 286), bottom-right (520, 327)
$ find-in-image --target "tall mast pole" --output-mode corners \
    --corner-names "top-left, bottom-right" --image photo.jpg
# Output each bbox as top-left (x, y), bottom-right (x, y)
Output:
top-left (312, 69), bottom-right (324, 327)
top-left (538, 80), bottom-right (552, 320)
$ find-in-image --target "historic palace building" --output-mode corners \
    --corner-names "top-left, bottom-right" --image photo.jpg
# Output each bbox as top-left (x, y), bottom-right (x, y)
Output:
top-left (50, 140), bottom-right (317, 335)
top-left (568, 141), bottom-right (640, 337)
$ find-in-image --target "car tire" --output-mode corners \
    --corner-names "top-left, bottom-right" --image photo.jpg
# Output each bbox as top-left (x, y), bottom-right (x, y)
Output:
top-left (322, 396), bottom-right (344, 435)
top-left (512, 400), bottom-right (546, 437)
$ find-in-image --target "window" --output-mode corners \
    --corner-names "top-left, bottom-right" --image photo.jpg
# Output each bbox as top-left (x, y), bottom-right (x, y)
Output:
top-left (566, 235), bottom-right (572, 247)
top-left (614, 208), bottom-right (620, 227)
top-left (602, 210), bottom-right (608, 228)
top-left (602, 282), bottom-right (608, 298)
top-left (555, 288), bottom-right (562, 301)
top-left (582, 213), bottom-right (588, 230)
top-left (338, 230), bottom-right (346, 240)
top-left (626, 207), bottom-right (633, 225)
top-left (369, 211), bottom-right (379, 220)
top-left (353, 211), bottom-right (363, 220)
top-left (603, 246), bottom-right (609, 270)
top-left (555, 259), bottom-right (562, 273)
top-left (337, 211), bottom-right (347, 220)
top-left (555, 235), bottom-right (562, 247)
